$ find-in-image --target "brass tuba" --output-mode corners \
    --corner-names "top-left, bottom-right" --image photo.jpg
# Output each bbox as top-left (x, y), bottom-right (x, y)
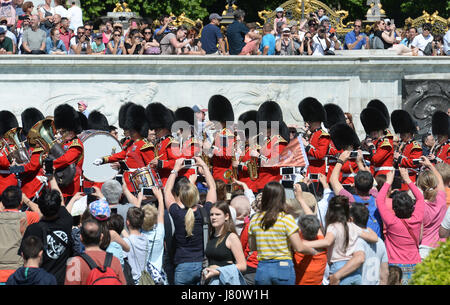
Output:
top-left (27, 117), bottom-right (76, 187)
top-left (2, 127), bottom-right (31, 164)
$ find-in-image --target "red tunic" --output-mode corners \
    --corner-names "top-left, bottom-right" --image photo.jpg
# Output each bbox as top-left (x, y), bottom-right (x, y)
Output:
top-left (21, 147), bottom-right (45, 199)
top-left (0, 152), bottom-right (17, 195)
top-left (102, 138), bottom-right (155, 192)
top-left (369, 137), bottom-right (394, 177)
top-left (326, 141), bottom-right (340, 183)
top-left (434, 141), bottom-right (450, 164)
top-left (210, 128), bottom-right (235, 184)
top-left (53, 138), bottom-right (84, 199)
top-left (156, 135), bottom-right (180, 186)
top-left (398, 140), bottom-right (422, 190)
top-left (257, 135), bottom-right (288, 191)
top-left (306, 129), bottom-right (331, 176)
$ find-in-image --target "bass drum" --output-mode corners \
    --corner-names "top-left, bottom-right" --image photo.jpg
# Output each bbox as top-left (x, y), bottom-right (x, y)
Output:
top-left (78, 130), bottom-right (122, 183)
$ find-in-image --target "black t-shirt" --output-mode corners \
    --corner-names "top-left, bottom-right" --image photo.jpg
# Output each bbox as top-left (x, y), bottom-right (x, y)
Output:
top-left (19, 206), bottom-right (73, 285)
top-left (169, 201), bottom-right (212, 265)
top-left (125, 42), bottom-right (142, 54)
top-left (374, 30), bottom-right (392, 49)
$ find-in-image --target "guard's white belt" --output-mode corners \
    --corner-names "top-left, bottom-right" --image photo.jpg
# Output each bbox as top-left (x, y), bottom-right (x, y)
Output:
top-left (374, 166), bottom-right (394, 171)
top-left (342, 173), bottom-right (356, 178)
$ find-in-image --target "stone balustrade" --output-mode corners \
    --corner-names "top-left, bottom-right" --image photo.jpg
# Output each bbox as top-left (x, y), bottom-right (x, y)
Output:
top-left (0, 54), bottom-right (449, 138)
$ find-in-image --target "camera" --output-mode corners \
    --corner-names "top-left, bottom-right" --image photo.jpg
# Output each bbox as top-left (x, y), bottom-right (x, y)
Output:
top-left (111, 207), bottom-right (118, 215)
top-left (142, 187), bottom-right (154, 196)
top-left (309, 13), bottom-right (314, 18)
top-left (193, 38), bottom-right (199, 45)
top-left (412, 159), bottom-right (421, 166)
top-left (281, 180), bottom-right (294, 189)
top-left (280, 167), bottom-right (294, 175)
top-left (83, 187), bottom-right (94, 195)
top-left (349, 151), bottom-right (358, 159)
top-left (329, 32), bottom-right (335, 38)
top-left (183, 159), bottom-right (195, 167)
top-left (44, 159), bottom-right (54, 175)
top-left (115, 175), bottom-right (123, 184)
top-left (9, 165), bottom-right (25, 174)
top-left (226, 184), bottom-right (232, 193)
top-left (308, 173), bottom-right (319, 180)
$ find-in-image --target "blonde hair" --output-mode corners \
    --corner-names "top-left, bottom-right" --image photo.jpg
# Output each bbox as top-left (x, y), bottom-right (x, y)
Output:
top-left (435, 162), bottom-right (450, 186)
top-left (416, 170), bottom-right (438, 202)
top-left (285, 192), bottom-right (317, 219)
top-left (142, 204), bottom-right (158, 231)
top-left (179, 183), bottom-right (200, 237)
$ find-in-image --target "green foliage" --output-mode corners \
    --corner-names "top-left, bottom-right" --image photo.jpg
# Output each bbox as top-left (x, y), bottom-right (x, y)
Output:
top-left (410, 239), bottom-right (450, 285)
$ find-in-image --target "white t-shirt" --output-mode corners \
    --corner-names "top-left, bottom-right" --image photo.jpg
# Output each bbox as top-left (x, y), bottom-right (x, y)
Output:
top-left (142, 223), bottom-right (165, 273)
top-left (354, 231), bottom-right (388, 285)
top-left (441, 207), bottom-right (450, 230)
top-left (53, 5), bottom-right (68, 18)
top-left (39, 6), bottom-right (55, 17)
top-left (443, 30), bottom-right (450, 55)
top-left (312, 34), bottom-right (335, 56)
top-left (67, 5), bottom-right (83, 32)
top-left (326, 222), bottom-right (363, 263)
top-left (411, 34), bottom-right (434, 56)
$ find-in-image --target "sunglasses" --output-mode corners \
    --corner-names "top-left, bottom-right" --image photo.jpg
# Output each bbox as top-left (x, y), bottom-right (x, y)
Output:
top-left (113, 34), bottom-right (120, 36)
top-left (144, 32), bottom-right (152, 34)
top-left (354, 25), bottom-right (361, 28)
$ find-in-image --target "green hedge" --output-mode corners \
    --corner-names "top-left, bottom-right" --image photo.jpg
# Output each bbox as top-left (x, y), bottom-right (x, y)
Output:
top-left (410, 239), bottom-right (450, 285)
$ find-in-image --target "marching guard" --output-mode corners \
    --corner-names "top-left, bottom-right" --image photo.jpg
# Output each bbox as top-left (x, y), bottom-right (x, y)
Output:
top-left (430, 110), bottom-right (449, 164)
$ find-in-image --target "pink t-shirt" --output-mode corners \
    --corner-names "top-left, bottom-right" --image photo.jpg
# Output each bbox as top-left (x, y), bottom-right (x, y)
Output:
top-left (421, 190), bottom-right (447, 248)
top-left (326, 222), bottom-right (363, 263)
top-left (376, 182), bottom-right (424, 264)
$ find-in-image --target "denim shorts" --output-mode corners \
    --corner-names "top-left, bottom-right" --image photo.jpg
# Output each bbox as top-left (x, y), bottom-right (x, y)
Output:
top-left (174, 261), bottom-right (203, 285)
top-left (330, 260), bottom-right (362, 285)
top-left (255, 259), bottom-right (295, 285)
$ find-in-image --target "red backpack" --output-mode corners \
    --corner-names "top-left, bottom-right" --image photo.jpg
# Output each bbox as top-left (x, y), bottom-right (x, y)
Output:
top-left (79, 252), bottom-right (123, 285)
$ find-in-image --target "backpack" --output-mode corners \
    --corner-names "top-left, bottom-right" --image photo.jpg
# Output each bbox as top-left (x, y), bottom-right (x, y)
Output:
top-left (0, 212), bottom-right (27, 271)
top-left (370, 35), bottom-right (385, 49)
top-left (79, 252), bottom-right (122, 285)
top-left (352, 195), bottom-right (383, 238)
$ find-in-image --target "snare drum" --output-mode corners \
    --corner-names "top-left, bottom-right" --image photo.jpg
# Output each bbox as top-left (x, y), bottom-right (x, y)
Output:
top-left (78, 130), bottom-right (123, 183)
top-left (129, 167), bottom-right (162, 193)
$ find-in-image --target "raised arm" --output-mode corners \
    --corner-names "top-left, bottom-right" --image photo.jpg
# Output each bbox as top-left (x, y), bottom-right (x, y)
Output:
top-left (421, 156), bottom-right (445, 192)
top-left (164, 158), bottom-right (184, 210)
top-left (194, 156), bottom-right (216, 203)
top-left (152, 186), bottom-right (165, 225)
top-left (330, 150), bottom-right (351, 195)
top-left (376, 170), bottom-right (394, 225)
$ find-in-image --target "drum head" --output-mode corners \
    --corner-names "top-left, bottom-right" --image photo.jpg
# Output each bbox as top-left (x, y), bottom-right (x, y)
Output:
top-left (80, 130), bottom-right (123, 183)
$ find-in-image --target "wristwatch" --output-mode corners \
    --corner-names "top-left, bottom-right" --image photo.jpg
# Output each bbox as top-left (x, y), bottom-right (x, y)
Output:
top-left (336, 159), bottom-right (345, 165)
top-left (170, 169), bottom-right (178, 175)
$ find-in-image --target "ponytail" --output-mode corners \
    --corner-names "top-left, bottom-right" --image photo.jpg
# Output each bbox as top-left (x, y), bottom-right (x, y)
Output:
top-left (185, 207), bottom-right (195, 237)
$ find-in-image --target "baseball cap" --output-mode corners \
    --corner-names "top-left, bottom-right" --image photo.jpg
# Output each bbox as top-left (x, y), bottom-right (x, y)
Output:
top-left (276, 7), bottom-right (284, 13)
top-left (209, 13), bottom-right (222, 21)
top-left (78, 101), bottom-right (88, 107)
top-left (192, 104), bottom-right (207, 113)
top-left (384, 18), bottom-right (391, 24)
top-left (282, 27), bottom-right (291, 33)
top-left (94, 33), bottom-right (103, 40)
top-left (89, 198), bottom-right (111, 221)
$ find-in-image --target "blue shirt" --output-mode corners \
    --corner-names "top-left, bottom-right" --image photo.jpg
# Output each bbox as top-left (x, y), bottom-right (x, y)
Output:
top-left (45, 37), bottom-right (67, 54)
top-left (259, 33), bottom-right (276, 55)
top-left (200, 23), bottom-right (223, 54)
top-left (344, 30), bottom-right (367, 50)
top-left (226, 20), bottom-right (249, 55)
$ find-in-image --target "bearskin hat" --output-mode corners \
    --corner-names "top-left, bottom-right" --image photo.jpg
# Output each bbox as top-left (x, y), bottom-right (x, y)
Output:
top-left (391, 110), bottom-right (417, 134)
top-left (367, 99), bottom-right (390, 127)
top-left (432, 110), bottom-right (449, 137)
top-left (53, 104), bottom-right (83, 134)
top-left (124, 104), bottom-right (148, 138)
top-left (21, 107), bottom-right (44, 136)
top-left (0, 110), bottom-right (19, 137)
top-left (118, 102), bottom-right (135, 129)
top-left (298, 97), bottom-right (326, 123)
top-left (208, 95), bottom-right (234, 123)
top-left (324, 103), bottom-right (346, 129)
top-left (175, 107), bottom-right (194, 126)
top-left (280, 121), bottom-right (290, 143)
top-left (330, 123), bottom-right (361, 150)
top-left (238, 110), bottom-right (258, 139)
top-left (87, 110), bottom-right (109, 131)
top-left (78, 111), bottom-right (88, 131)
top-left (360, 107), bottom-right (388, 134)
top-left (145, 102), bottom-right (174, 131)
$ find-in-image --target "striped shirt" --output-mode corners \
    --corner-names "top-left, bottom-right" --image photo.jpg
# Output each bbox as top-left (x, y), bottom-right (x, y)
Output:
top-left (248, 212), bottom-right (299, 261)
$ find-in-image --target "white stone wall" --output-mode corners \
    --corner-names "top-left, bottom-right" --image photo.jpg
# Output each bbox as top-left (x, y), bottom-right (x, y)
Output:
top-left (0, 55), bottom-right (449, 138)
